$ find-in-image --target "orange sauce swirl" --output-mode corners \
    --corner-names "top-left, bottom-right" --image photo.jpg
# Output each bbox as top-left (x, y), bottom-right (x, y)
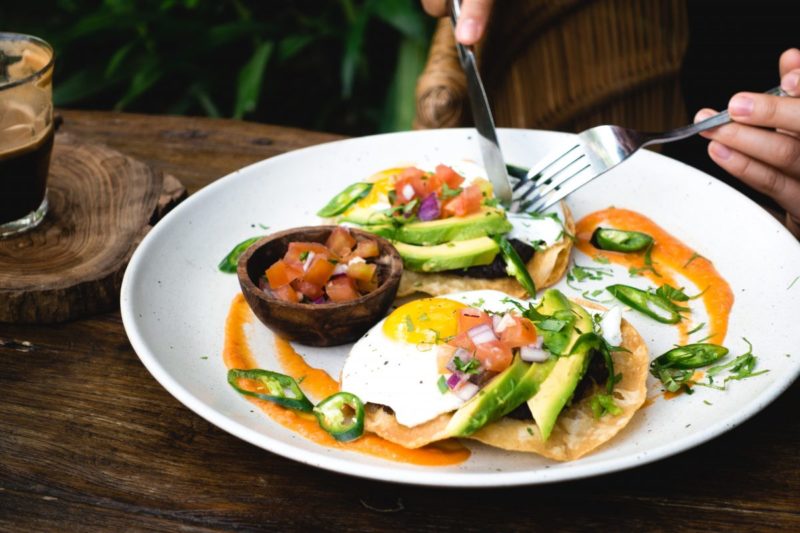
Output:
top-left (223, 293), bottom-right (470, 466)
top-left (575, 208), bottom-right (734, 346)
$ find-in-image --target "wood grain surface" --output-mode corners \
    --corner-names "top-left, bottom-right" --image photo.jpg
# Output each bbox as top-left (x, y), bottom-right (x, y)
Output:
top-left (0, 133), bottom-right (186, 324)
top-left (0, 110), bottom-right (798, 532)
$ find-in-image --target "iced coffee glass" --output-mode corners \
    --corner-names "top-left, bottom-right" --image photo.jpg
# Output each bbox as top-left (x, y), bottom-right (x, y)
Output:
top-left (0, 33), bottom-right (54, 237)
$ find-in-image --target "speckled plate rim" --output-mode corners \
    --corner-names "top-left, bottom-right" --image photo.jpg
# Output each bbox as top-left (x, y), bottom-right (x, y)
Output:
top-left (121, 128), bottom-right (800, 487)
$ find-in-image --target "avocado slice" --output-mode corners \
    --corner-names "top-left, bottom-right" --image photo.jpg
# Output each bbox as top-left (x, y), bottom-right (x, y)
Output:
top-left (526, 290), bottom-right (596, 440)
top-left (446, 356), bottom-right (531, 437)
top-left (446, 290), bottom-right (594, 438)
top-left (395, 207), bottom-right (512, 245)
top-left (393, 237), bottom-right (499, 272)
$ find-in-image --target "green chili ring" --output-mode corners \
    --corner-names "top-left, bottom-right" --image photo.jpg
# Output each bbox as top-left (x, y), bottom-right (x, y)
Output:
top-left (493, 235), bottom-right (537, 297)
top-left (591, 227), bottom-right (654, 253)
top-left (218, 236), bottom-right (264, 273)
top-left (317, 182), bottom-right (373, 217)
top-left (650, 344), bottom-right (729, 374)
top-left (313, 391), bottom-right (365, 442)
top-left (606, 284), bottom-right (681, 324)
top-left (227, 369), bottom-right (314, 412)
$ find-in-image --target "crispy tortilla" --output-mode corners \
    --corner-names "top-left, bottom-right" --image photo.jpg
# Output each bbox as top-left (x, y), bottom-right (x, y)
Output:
top-left (363, 318), bottom-right (649, 461)
top-left (396, 202), bottom-right (575, 298)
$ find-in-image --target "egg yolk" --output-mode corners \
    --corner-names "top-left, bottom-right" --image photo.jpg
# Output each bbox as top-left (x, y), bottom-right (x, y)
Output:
top-left (383, 298), bottom-right (467, 344)
top-left (350, 168), bottom-right (404, 210)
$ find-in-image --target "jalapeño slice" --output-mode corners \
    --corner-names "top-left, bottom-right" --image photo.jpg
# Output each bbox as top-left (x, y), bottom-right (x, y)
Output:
top-left (313, 391), bottom-right (365, 442)
top-left (317, 182), bottom-right (373, 217)
top-left (493, 235), bottom-right (537, 297)
top-left (591, 227), bottom-right (653, 253)
top-left (227, 369), bottom-right (314, 412)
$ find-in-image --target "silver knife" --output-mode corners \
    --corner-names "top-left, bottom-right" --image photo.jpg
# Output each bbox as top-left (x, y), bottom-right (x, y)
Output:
top-left (449, 0), bottom-right (512, 207)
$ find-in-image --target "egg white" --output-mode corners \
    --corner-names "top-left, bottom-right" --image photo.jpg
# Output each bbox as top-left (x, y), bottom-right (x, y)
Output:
top-left (340, 290), bottom-right (526, 427)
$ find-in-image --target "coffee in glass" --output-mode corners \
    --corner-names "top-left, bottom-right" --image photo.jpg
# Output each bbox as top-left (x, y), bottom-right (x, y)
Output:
top-left (0, 33), bottom-right (54, 237)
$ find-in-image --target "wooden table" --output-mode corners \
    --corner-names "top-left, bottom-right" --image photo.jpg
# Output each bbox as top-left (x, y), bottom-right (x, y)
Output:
top-left (1, 110), bottom-right (798, 532)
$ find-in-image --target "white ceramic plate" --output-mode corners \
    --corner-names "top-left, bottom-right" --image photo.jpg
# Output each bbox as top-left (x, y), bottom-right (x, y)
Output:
top-left (121, 128), bottom-right (800, 487)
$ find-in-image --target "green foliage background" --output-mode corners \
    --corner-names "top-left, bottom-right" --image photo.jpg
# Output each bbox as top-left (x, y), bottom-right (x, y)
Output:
top-left (1, 0), bottom-right (435, 135)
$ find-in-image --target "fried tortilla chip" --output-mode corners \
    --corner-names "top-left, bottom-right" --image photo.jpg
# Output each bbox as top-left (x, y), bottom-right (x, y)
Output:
top-left (396, 203), bottom-right (575, 298)
top-left (362, 318), bottom-right (649, 461)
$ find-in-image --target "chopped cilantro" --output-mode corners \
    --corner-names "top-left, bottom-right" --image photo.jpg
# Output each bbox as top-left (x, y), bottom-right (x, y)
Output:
top-left (590, 394), bottom-right (622, 419)
top-left (687, 322), bottom-right (706, 335)
top-left (299, 251), bottom-right (310, 261)
top-left (788, 276), bottom-right (800, 290)
top-left (628, 243), bottom-right (661, 277)
top-left (453, 356), bottom-right (482, 374)
top-left (404, 315), bottom-right (415, 332)
top-left (437, 375), bottom-right (449, 394)
top-left (683, 252), bottom-right (704, 268)
top-left (593, 255), bottom-right (610, 264)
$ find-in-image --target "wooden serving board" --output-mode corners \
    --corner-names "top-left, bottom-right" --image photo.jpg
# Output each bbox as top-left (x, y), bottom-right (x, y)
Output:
top-left (0, 133), bottom-right (187, 323)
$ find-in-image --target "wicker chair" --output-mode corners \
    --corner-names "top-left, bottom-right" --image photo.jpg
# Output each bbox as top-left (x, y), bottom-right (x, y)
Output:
top-left (414, 0), bottom-right (690, 137)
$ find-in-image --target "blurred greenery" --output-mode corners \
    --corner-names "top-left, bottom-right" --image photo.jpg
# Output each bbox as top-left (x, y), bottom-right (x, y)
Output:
top-left (1, 0), bottom-right (435, 135)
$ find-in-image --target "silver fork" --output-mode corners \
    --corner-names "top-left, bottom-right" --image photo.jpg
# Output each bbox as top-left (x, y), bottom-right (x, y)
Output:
top-left (511, 86), bottom-right (787, 213)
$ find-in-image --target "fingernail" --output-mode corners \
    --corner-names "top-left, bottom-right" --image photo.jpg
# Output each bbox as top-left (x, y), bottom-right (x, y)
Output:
top-left (782, 72), bottom-right (800, 95)
top-left (729, 95), bottom-right (754, 116)
top-left (457, 18), bottom-right (480, 44)
top-left (694, 109), bottom-right (715, 122)
top-left (710, 141), bottom-right (732, 160)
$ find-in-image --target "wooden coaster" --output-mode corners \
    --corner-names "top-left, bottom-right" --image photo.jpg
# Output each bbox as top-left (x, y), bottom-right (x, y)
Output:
top-left (0, 133), bottom-right (187, 323)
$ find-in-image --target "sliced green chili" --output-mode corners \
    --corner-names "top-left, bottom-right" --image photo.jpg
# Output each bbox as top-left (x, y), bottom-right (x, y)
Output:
top-left (227, 369), bottom-right (314, 412)
top-left (649, 344), bottom-right (729, 393)
top-left (651, 344), bottom-right (729, 371)
top-left (317, 182), bottom-right (373, 217)
top-left (606, 284), bottom-right (682, 324)
top-left (313, 391), bottom-right (365, 442)
top-left (493, 235), bottom-right (536, 297)
top-left (218, 236), bottom-right (264, 273)
top-left (591, 227), bottom-right (653, 252)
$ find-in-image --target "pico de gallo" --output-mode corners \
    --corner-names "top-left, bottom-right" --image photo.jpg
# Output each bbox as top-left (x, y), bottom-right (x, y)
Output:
top-left (390, 164), bottom-right (484, 220)
top-left (263, 227), bottom-right (382, 304)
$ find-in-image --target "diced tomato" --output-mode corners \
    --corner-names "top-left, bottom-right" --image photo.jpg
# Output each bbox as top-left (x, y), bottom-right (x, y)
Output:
top-left (447, 331), bottom-right (475, 352)
top-left (499, 316), bottom-right (538, 348)
top-left (303, 253), bottom-right (336, 286)
top-left (272, 283), bottom-right (300, 303)
top-left (292, 279), bottom-right (324, 301)
top-left (355, 275), bottom-right (378, 294)
top-left (436, 344), bottom-right (457, 373)
top-left (353, 239), bottom-right (379, 259)
top-left (285, 242), bottom-right (330, 266)
top-left (266, 259), bottom-right (303, 289)
top-left (457, 307), bottom-right (492, 334)
top-left (442, 184), bottom-right (482, 217)
top-left (326, 275), bottom-right (360, 302)
top-left (434, 164), bottom-right (465, 189)
top-left (347, 261), bottom-right (376, 282)
top-left (393, 167), bottom-right (442, 204)
top-left (325, 227), bottom-right (357, 257)
top-left (474, 340), bottom-right (513, 372)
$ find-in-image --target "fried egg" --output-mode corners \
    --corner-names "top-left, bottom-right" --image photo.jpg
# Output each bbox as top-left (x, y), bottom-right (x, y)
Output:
top-left (340, 290), bottom-right (525, 427)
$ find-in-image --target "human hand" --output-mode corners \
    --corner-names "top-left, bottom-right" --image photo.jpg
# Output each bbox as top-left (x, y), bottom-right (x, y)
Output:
top-left (420, 0), bottom-right (494, 45)
top-left (695, 48), bottom-right (800, 239)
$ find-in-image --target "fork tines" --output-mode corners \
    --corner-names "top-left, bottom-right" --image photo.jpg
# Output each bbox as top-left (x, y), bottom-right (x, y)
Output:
top-left (510, 142), bottom-right (592, 213)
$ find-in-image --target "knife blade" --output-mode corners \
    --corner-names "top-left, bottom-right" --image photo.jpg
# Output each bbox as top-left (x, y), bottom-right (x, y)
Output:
top-left (449, 0), bottom-right (512, 208)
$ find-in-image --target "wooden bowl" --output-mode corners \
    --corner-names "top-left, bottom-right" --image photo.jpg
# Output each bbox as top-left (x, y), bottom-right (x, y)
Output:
top-left (237, 226), bottom-right (403, 346)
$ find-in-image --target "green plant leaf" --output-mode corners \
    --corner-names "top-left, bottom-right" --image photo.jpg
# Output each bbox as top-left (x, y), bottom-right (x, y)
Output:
top-left (233, 40), bottom-right (273, 119)
top-left (114, 58), bottom-right (163, 110)
top-left (371, 0), bottom-right (428, 41)
top-left (340, 6), bottom-right (368, 98)
top-left (380, 36), bottom-right (429, 131)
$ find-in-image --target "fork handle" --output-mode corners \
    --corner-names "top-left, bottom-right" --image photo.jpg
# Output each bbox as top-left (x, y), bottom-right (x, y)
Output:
top-left (643, 86), bottom-right (787, 146)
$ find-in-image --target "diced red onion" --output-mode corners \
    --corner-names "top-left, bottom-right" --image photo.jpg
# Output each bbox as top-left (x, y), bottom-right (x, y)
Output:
top-left (417, 193), bottom-right (440, 221)
top-left (446, 372), bottom-right (465, 389)
top-left (402, 183), bottom-right (415, 201)
top-left (302, 251), bottom-right (315, 272)
top-left (467, 323), bottom-right (496, 345)
top-left (454, 382), bottom-right (479, 401)
top-left (311, 296), bottom-right (326, 304)
top-left (446, 348), bottom-right (473, 373)
top-left (493, 313), bottom-right (516, 334)
top-left (520, 344), bottom-right (548, 362)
